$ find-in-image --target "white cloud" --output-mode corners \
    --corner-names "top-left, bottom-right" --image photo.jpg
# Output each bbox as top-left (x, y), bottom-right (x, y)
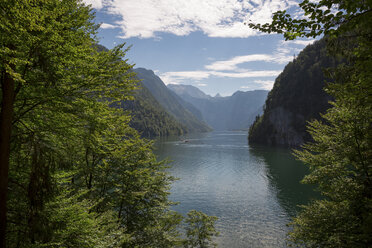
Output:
top-left (212, 70), bottom-right (281, 78)
top-left (83, 0), bottom-right (103, 9)
top-left (198, 83), bottom-right (208, 87)
top-left (159, 69), bottom-right (281, 85)
top-left (159, 36), bottom-right (314, 88)
top-left (160, 71), bottom-right (210, 85)
top-left (204, 37), bottom-right (316, 71)
top-left (253, 80), bottom-right (275, 90)
top-left (100, 23), bottom-right (118, 29)
top-left (90, 0), bottom-right (298, 38)
top-left (240, 80), bottom-right (274, 90)
top-left (205, 53), bottom-right (291, 71)
top-left (281, 39), bottom-right (316, 46)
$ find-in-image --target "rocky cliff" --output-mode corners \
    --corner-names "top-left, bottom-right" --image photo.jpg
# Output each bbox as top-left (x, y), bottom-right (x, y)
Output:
top-left (248, 39), bottom-right (341, 147)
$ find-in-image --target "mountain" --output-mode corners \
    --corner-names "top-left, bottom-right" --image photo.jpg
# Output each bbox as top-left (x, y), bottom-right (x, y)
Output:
top-left (248, 39), bottom-right (341, 147)
top-left (168, 90), bottom-right (205, 121)
top-left (133, 68), bottom-right (212, 133)
top-left (168, 84), bottom-right (211, 100)
top-left (120, 83), bottom-right (187, 137)
top-left (168, 84), bottom-right (268, 131)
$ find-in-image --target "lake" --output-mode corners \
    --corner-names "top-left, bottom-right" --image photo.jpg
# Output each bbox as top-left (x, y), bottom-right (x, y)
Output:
top-left (154, 131), bottom-right (317, 248)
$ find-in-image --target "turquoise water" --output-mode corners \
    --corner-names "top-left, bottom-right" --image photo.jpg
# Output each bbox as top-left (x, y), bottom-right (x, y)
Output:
top-left (154, 131), bottom-right (317, 248)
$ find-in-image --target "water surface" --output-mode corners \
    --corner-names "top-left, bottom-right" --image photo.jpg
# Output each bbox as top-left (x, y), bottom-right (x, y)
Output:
top-left (154, 131), bottom-right (317, 247)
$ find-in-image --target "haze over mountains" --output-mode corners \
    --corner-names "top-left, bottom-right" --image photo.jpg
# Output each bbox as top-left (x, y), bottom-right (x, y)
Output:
top-left (168, 84), bottom-right (268, 131)
top-left (121, 67), bottom-right (269, 136)
top-left (130, 68), bottom-right (211, 135)
top-left (127, 38), bottom-right (341, 147)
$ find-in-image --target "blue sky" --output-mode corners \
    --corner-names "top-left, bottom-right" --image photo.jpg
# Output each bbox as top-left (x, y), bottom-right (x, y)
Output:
top-left (84, 0), bottom-right (314, 96)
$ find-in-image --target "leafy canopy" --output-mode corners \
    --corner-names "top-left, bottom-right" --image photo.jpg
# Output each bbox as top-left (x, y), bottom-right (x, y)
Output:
top-left (249, 0), bottom-right (372, 247)
top-left (1, 1), bottom-right (219, 247)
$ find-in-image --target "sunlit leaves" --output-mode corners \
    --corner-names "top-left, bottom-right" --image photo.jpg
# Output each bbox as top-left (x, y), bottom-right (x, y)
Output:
top-left (247, 0), bottom-right (372, 247)
top-left (184, 210), bottom-right (219, 248)
top-left (248, 0), bottom-right (372, 40)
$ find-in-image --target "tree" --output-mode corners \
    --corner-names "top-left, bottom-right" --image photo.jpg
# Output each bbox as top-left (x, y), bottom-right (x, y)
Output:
top-left (1, 2), bottom-right (219, 247)
top-left (0, 0), bottom-right (191, 247)
top-left (0, 1), bottom-right (101, 245)
top-left (248, 0), bottom-right (372, 246)
top-left (248, 0), bottom-right (372, 40)
top-left (184, 210), bottom-right (219, 248)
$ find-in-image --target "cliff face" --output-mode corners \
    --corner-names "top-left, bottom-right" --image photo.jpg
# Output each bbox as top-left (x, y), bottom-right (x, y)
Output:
top-left (248, 39), bottom-right (341, 147)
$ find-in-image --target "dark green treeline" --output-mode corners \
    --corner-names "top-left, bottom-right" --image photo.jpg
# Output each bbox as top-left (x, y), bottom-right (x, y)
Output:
top-left (0, 1), bottom-right (218, 247)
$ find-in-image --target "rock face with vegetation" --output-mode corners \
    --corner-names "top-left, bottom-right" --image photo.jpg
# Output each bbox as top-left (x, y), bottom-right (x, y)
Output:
top-left (250, 0), bottom-right (372, 246)
top-left (168, 84), bottom-right (268, 131)
top-left (134, 68), bottom-right (212, 133)
top-left (248, 39), bottom-right (340, 147)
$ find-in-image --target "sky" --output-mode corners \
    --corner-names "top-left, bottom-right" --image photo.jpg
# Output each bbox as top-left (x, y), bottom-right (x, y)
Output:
top-left (84, 0), bottom-right (315, 96)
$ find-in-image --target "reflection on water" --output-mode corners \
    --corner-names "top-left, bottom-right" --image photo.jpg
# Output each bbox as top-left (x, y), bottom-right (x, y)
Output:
top-left (154, 131), bottom-right (317, 248)
top-left (249, 145), bottom-right (319, 217)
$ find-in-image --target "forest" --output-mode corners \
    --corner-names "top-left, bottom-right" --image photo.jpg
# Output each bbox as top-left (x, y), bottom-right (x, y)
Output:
top-left (249, 0), bottom-right (372, 246)
top-left (0, 1), bottom-right (218, 247)
top-left (1, 0), bottom-right (371, 247)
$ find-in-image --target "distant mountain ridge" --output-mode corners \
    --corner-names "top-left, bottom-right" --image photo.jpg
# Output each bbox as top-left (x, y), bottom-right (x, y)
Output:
top-left (248, 39), bottom-right (341, 147)
top-left (168, 84), bottom-right (212, 100)
top-left (133, 68), bottom-right (212, 133)
top-left (95, 45), bottom-right (186, 137)
top-left (168, 84), bottom-right (268, 131)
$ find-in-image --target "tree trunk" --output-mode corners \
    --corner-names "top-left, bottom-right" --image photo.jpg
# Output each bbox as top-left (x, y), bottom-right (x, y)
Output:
top-left (0, 71), bottom-right (15, 248)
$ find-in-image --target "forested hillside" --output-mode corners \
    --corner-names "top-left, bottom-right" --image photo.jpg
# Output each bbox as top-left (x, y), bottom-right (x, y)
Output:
top-left (121, 83), bottom-right (187, 137)
top-left (249, 0), bottom-right (372, 246)
top-left (95, 46), bottom-right (186, 137)
top-left (0, 1), bottom-right (218, 247)
top-left (134, 68), bottom-right (212, 133)
top-left (248, 39), bottom-right (340, 146)
top-left (168, 84), bottom-right (268, 131)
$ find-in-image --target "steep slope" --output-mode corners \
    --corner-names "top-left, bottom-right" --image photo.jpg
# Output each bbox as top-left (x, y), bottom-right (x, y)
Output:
top-left (96, 45), bottom-right (186, 137)
top-left (168, 84), bottom-right (268, 131)
top-left (133, 68), bottom-right (211, 133)
top-left (168, 90), bottom-right (205, 121)
top-left (121, 84), bottom-right (187, 137)
top-left (248, 39), bottom-right (341, 147)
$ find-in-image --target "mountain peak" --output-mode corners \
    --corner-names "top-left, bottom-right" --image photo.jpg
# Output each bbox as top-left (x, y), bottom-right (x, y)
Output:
top-left (168, 84), bottom-right (211, 99)
top-left (134, 67), bottom-right (155, 75)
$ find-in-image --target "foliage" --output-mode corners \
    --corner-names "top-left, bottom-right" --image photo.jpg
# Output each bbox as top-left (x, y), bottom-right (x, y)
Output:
top-left (248, 0), bottom-right (372, 40)
top-left (184, 210), bottom-right (219, 248)
top-left (0, 1), bottom-right (219, 247)
top-left (248, 38), bottom-right (340, 146)
top-left (133, 68), bottom-right (212, 133)
top-left (122, 82), bottom-right (187, 137)
top-left (291, 64), bottom-right (372, 246)
top-left (249, 0), bottom-right (372, 246)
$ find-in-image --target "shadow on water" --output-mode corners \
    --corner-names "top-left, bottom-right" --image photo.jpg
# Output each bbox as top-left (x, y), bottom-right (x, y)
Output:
top-left (249, 145), bottom-right (320, 217)
top-left (153, 131), bottom-right (320, 247)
